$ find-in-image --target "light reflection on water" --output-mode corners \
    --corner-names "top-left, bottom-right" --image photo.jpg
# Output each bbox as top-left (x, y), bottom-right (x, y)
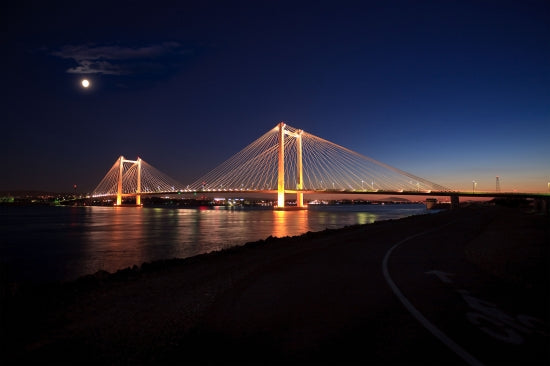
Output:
top-left (0, 204), bottom-right (427, 283)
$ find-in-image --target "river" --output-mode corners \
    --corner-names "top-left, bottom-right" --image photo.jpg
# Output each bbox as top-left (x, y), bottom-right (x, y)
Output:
top-left (0, 203), bottom-right (428, 284)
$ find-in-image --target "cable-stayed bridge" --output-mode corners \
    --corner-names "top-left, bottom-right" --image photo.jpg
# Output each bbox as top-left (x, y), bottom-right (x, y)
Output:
top-left (91, 122), bottom-right (548, 209)
top-left (92, 156), bottom-right (185, 206)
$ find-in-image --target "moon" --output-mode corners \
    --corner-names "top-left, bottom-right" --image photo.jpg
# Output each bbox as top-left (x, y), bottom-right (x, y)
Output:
top-left (81, 79), bottom-right (90, 88)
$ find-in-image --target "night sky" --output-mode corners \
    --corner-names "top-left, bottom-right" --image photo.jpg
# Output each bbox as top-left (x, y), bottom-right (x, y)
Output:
top-left (3, 0), bottom-right (549, 193)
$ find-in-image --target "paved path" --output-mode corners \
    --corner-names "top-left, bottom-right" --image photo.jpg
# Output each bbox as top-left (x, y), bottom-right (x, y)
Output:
top-left (387, 216), bottom-right (548, 366)
top-left (181, 208), bottom-right (548, 365)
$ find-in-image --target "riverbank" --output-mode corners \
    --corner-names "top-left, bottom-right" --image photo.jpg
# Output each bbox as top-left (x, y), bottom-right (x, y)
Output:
top-left (1, 205), bottom-right (548, 365)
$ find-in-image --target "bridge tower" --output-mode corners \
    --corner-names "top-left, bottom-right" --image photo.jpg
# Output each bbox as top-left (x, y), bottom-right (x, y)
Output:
top-left (115, 156), bottom-right (142, 205)
top-left (277, 122), bottom-right (305, 209)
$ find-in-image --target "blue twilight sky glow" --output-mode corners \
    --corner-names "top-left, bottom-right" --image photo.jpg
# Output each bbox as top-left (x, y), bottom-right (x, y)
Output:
top-left (2, 0), bottom-right (549, 193)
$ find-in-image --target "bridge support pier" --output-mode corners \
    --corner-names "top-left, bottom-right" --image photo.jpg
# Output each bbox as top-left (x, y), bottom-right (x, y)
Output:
top-left (534, 197), bottom-right (549, 215)
top-left (450, 195), bottom-right (460, 209)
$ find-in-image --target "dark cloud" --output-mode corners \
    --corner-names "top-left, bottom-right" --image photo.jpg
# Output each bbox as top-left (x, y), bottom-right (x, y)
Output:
top-left (51, 42), bottom-right (188, 75)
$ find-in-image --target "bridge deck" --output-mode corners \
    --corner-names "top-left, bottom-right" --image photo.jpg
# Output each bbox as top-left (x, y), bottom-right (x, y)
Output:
top-left (104, 190), bottom-right (549, 200)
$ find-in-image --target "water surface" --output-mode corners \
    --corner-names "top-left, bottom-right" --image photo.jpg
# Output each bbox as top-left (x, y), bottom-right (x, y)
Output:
top-left (0, 204), bottom-right (427, 283)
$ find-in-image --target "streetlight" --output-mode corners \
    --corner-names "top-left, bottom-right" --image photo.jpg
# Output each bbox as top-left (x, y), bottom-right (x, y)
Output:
top-left (361, 180), bottom-right (364, 190)
top-left (472, 180), bottom-right (477, 194)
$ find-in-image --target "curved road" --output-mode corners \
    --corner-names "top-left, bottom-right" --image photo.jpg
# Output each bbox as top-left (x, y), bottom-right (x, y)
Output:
top-left (183, 208), bottom-right (548, 365)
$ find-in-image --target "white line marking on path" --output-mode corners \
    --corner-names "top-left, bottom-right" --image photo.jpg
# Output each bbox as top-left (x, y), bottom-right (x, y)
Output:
top-left (382, 224), bottom-right (485, 366)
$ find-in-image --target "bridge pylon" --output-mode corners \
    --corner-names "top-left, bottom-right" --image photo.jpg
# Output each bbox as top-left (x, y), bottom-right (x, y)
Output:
top-left (277, 122), bottom-right (305, 209)
top-left (115, 156), bottom-right (142, 205)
